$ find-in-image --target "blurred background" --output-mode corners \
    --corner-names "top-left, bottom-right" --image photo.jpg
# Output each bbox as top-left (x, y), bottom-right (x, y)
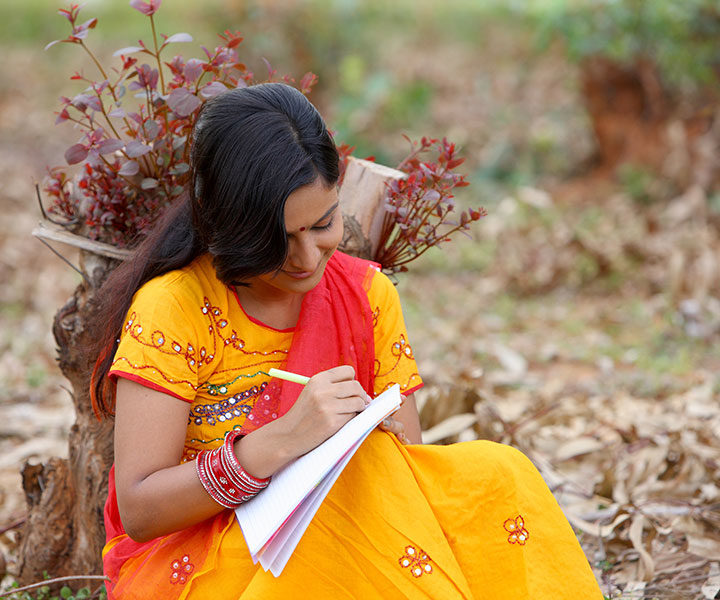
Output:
top-left (1, 0), bottom-right (720, 597)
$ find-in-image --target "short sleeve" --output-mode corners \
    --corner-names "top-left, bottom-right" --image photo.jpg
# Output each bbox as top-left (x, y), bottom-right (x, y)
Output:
top-left (368, 271), bottom-right (423, 396)
top-left (109, 274), bottom-right (202, 403)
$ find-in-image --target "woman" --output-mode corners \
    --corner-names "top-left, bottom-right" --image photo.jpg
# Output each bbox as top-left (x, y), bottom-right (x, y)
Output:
top-left (91, 83), bottom-right (603, 599)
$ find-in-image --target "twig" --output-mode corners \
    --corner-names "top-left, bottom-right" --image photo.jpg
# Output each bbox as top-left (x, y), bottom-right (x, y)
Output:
top-left (89, 581), bottom-right (107, 599)
top-left (35, 184), bottom-right (75, 227)
top-left (503, 402), bottom-right (560, 437)
top-left (35, 237), bottom-right (90, 285)
top-left (0, 517), bottom-right (26, 536)
top-left (0, 576), bottom-right (109, 598)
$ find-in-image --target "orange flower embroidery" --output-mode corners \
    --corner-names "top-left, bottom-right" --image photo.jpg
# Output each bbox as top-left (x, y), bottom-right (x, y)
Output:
top-left (504, 515), bottom-right (529, 545)
top-left (170, 554), bottom-right (194, 584)
top-left (398, 545), bottom-right (433, 578)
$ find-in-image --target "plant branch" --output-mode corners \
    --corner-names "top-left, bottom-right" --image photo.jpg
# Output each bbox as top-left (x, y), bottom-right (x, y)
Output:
top-left (150, 15), bottom-right (166, 94)
top-left (35, 237), bottom-right (90, 284)
top-left (0, 576), bottom-right (110, 599)
top-left (0, 516), bottom-right (26, 536)
top-left (36, 184), bottom-right (76, 227)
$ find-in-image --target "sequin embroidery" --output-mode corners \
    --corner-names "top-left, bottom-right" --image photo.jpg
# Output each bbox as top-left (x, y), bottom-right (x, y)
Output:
top-left (504, 515), bottom-right (529, 545)
top-left (170, 554), bottom-right (194, 584)
top-left (398, 545), bottom-right (433, 578)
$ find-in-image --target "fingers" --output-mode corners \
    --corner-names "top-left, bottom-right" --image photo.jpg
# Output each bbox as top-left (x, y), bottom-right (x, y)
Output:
top-left (301, 369), bottom-right (368, 415)
top-left (335, 394), bottom-right (368, 414)
top-left (378, 417), bottom-right (409, 444)
top-left (320, 365), bottom-right (356, 383)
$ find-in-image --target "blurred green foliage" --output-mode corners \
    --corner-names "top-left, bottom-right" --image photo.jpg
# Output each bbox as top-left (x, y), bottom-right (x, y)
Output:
top-left (10, 0), bottom-right (718, 225)
top-left (529, 0), bottom-right (720, 90)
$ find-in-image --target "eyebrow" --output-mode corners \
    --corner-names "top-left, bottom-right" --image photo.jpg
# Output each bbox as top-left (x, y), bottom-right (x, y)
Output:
top-left (315, 202), bottom-right (339, 225)
top-left (289, 202), bottom-right (339, 234)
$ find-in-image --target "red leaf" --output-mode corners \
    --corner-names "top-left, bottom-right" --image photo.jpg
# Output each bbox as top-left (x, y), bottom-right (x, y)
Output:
top-left (65, 143), bottom-right (89, 165)
top-left (55, 109), bottom-right (70, 124)
top-left (125, 141), bottom-right (152, 158)
top-left (165, 32), bottom-right (193, 44)
top-left (98, 139), bottom-right (125, 154)
top-left (299, 72), bottom-right (319, 94)
top-left (167, 87), bottom-right (202, 117)
top-left (129, 0), bottom-right (162, 16)
top-left (79, 17), bottom-right (98, 30)
top-left (200, 81), bottom-right (227, 99)
top-left (183, 58), bottom-right (205, 83)
top-left (112, 46), bottom-right (144, 57)
top-left (118, 160), bottom-right (140, 176)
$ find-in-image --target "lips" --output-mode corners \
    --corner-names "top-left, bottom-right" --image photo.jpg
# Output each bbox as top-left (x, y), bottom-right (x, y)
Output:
top-left (282, 269), bottom-right (315, 280)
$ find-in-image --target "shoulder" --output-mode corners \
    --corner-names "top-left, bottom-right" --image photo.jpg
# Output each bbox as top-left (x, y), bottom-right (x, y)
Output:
top-left (328, 251), bottom-right (399, 307)
top-left (367, 269), bottom-right (399, 308)
top-left (132, 254), bottom-right (218, 311)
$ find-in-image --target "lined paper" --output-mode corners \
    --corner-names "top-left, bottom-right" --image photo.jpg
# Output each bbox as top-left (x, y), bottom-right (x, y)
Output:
top-left (235, 384), bottom-right (401, 574)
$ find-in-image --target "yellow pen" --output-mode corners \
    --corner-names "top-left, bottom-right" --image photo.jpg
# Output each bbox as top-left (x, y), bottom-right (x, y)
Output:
top-left (267, 368), bottom-right (311, 385)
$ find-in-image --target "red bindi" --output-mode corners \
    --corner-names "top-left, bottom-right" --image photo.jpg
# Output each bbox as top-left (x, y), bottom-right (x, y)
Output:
top-left (299, 226), bottom-right (306, 232)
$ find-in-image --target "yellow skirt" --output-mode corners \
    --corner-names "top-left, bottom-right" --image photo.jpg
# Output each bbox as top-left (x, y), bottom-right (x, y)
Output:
top-left (107, 432), bottom-right (602, 599)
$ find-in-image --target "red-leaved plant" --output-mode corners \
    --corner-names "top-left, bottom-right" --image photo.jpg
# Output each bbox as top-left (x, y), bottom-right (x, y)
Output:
top-left (376, 136), bottom-right (486, 272)
top-left (43, 1), bottom-right (483, 273)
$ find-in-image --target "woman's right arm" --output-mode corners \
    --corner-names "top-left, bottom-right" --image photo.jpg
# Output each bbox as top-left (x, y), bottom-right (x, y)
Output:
top-left (114, 365), bottom-right (367, 542)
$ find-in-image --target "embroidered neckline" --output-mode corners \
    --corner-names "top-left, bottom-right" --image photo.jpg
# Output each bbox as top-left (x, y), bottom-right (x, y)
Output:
top-left (230, 286), bottom-right (297, 334)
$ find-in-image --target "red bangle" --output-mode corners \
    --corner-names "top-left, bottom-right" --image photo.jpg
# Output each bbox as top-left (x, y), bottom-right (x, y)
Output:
top-left (195, 430), bottom-right (270, 509)
top-left (223, 430), bottom-right (269, 491)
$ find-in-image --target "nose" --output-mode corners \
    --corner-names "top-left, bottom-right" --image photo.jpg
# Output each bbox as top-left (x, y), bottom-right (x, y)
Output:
top-left (287, 235), bottom-right (321, 272)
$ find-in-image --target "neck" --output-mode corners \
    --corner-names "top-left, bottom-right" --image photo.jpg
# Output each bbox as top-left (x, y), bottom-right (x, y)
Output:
top-left (233, 285), bottom-right (305, 330)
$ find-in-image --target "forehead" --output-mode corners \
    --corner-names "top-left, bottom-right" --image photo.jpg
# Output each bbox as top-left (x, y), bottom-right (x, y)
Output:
top-left (283, 179), bottom-right (338, 231)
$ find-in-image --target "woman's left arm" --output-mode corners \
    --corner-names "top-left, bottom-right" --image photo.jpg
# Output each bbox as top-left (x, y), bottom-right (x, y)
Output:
top-left (379, 392), bottom-right (422, 444)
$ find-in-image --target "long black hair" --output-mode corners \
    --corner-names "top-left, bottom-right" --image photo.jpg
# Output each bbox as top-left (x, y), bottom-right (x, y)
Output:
top-left (90, 83), bottom-right (340, 416)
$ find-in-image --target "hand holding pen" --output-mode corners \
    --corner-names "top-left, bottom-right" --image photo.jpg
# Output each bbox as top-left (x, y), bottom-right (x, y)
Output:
top-left (269, 368), bottom-right (409, 445)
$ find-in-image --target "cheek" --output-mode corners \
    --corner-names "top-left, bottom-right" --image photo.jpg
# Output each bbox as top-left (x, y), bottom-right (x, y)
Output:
top-left (324, 217), bottom-right (344, 250)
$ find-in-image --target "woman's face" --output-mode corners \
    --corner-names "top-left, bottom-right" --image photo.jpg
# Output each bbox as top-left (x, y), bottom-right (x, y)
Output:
top-left (253, 177), bottom-right (343, 297)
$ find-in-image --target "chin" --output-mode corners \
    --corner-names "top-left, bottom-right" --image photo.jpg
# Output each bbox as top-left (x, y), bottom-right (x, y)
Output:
top-left (276, 268), bottom-right (324, 294)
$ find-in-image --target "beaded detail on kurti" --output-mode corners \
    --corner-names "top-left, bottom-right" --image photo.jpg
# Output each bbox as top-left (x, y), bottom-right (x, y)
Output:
top-left (110, 254), bottom-right (423, 464)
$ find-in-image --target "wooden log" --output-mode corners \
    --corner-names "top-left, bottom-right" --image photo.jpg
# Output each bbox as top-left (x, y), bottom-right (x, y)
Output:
top-left (17, 253), bottom-right (117, 585)
top-left (338, 156), bottom-right (406, 261)
top-left (32, 221), bottom-right (132, 261)
top-left (17, 458), bottom-right (74, 582)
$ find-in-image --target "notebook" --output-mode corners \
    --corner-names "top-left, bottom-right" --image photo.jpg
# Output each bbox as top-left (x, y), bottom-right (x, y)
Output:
top-left (235, 384), bottom-right (402, 576)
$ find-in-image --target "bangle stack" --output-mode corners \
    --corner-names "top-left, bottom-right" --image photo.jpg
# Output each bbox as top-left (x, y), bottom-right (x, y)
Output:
top-left (195, 430), bottom-right (270, 509)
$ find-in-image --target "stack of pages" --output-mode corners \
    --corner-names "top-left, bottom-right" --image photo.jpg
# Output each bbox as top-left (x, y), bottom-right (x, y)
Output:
top-left (235, 384), bottom-right (402, 576)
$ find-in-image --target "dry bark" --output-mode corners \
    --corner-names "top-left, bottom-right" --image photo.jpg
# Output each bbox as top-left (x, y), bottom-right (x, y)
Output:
top-left (579, 55), bottom-right (717, 188)
top-left (17, 252), bottom-right (117, 584)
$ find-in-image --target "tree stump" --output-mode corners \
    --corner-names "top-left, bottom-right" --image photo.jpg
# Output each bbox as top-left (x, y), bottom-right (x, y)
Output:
top-left (17, 158), bottom-right (402, 581)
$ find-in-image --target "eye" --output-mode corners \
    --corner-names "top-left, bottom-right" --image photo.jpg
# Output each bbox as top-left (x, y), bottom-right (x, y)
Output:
top-left (312, 215), bottom-right (335, 231)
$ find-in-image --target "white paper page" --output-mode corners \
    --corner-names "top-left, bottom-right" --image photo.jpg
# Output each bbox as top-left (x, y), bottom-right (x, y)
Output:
top-left (260, 398), bottom-right (400, 575)
top-left (262, 435), bottom-right (366, 576)
top-left (235, 385), bottom-right (401, 557)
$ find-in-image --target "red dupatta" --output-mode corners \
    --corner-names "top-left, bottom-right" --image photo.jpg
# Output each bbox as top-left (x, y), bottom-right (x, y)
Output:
top-left (240, 250), bottom-right (378, 432)
top-left (103, 250), bottom-right (378, 598)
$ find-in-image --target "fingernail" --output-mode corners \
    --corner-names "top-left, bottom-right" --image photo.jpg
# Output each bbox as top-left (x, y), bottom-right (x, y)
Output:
top-left (382, 419), bottom-right (390, 428)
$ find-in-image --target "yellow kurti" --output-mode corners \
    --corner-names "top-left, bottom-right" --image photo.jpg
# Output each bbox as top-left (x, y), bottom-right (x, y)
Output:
top-left (104, 253), bottom-right (602, 599)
